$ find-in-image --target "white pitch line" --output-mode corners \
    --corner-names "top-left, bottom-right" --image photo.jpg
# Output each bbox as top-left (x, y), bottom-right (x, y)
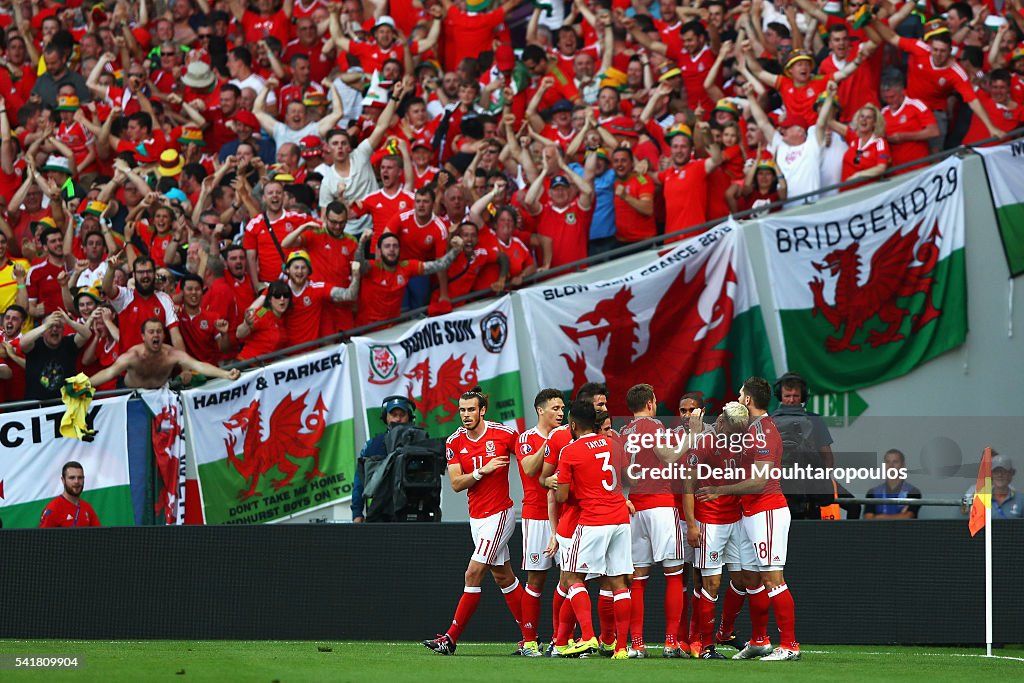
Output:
top-left (808, 649), bottom-right (1024, 663)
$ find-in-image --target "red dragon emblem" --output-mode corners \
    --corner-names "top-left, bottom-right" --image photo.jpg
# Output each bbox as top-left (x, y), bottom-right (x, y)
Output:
top-left (222, 391), bottom-right (328, 500)
top-left (152, 404), bottom-right (183, 524)
top-left (559, 261), bottom-right (737, 415)
top-left (404, 355), bottom-right (479, 424)
top-left (809, 224), bottom-right (940, 352)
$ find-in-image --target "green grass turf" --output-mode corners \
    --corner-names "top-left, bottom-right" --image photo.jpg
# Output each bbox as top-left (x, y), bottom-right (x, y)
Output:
top-left (0, 641), bottom-right (1019, 682)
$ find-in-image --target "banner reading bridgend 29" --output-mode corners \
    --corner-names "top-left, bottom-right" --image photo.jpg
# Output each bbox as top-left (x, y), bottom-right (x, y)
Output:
top-left (183, 346), bottom-right (356, 524)
top-left (0, 395), bottom-right (133, 528)
top-left (760, 156), bottom-right (967, 394)
top-left (353, 296), bottom-right (525, 439)
top-left (976, 141), bottom-right (1024, 277)
top-left (520, 221), bottom-right (775, 416)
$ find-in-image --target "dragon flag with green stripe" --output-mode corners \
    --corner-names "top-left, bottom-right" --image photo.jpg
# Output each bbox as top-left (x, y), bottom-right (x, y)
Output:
top-left (183, 346), bottom-right (356, 524)
top-left (519, 220), bottom-right (775, 416)
top-left (760, 156), bottom-right (967, 394)
top-left (353, 296), bottom-right (525, 439)
top-left (0, 395), bottom-right (133, 528)
top-left (976, 142), bottom-right (1024, 277)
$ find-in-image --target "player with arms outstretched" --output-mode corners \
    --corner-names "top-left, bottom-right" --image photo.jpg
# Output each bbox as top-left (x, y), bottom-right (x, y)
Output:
top-left (423, 389), bottom-right (535, 656)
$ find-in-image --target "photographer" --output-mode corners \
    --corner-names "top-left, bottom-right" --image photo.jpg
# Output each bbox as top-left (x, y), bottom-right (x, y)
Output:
top-left (771, 372), bottom-right (836, 520)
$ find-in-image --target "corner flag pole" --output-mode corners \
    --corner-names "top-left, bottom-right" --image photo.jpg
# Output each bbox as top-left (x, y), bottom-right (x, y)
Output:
top-left (985, 496), bottom-right (992, 658)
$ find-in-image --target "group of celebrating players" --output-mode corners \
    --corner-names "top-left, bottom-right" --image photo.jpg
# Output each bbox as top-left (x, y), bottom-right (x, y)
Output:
top-left (423, 377), bottom-right (799, 662)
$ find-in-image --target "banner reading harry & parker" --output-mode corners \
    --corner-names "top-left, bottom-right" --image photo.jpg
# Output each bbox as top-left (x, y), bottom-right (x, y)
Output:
top-left (0, 395), bottom-right (133, 528)
top-left (519, 221), bottom-right (776, 416)
top-left (760, 156), bottom-right (966, 394)
top-left (353, 296), bottom-right (525, 439)
top-left (183, 346), bottom-right (356, 524)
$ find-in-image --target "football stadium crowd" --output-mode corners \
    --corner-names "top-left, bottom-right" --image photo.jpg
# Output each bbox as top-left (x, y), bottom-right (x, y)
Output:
top-left (0, 0), bottom-right (1022, 404)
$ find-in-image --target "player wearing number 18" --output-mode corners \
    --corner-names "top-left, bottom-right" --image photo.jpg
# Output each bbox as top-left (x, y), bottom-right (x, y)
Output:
top-left (422, 389), bottom-right (536, 656)
top-left (555, 399), bottom-right (633, 660)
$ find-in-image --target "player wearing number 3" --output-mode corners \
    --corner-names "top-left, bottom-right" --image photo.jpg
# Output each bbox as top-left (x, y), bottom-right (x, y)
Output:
top-left (423, 388), bottom-right (535, 656)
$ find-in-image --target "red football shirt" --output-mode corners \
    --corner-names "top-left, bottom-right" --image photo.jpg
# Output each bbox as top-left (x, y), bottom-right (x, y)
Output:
top-left (109, 287), bottom-right (178, 352)
top-left (353, 188), bottom-right (416, 254)
top-left (962, 90), bottom-right (1024, 146)
top-left (26, 259), bottom-right (67, 316)
top-left (687, 438), bottom-right (743, 524)
top-left (841, 130), bottom-right (890, 183)
top-left (355, 259), bottom-right (424, 327)
top-left (557, 433), bottom-right (629, 526)
top-left (663, 40), bottom-right (716, 114)
top-left (241, 10), bottom-right (290, 46)
top-left (898, 37), bottom-right (976, 112)
top-left (773, 74), bottom-right (829, 124)
top-left (537, 199), bottom-right (592, 268)
top-left (543, 425), bottom-right (581, 537)
top-left (344, 40), bottom-right (407, 75)
top-left (177, 307), bottom-right (223, 365)
top-left (740, 415), bottom-right (787, 516)
top-left (284, 280), bottom-right (332, 347)
top-left (386, 210), bottom-right (448, 262)
top-left (443, 6), bottom-right (507, 71)
top-left (445, 420), bottom-right (520, 519)
top-left (882, 97), bottom-right (936, 169)
top-left (660, 160), bottom-right (710, 238)
top-left (242, 211), bottom-right (311, 283)
top-left (518, 427), bottom-right (555, 521)
top-left (39, 496), bottom-right (101, 527)
top-left (620, 416), bottom-right (677, 511)
top-left (614, 174), bottom-right (657, 243)
top-left (238, 308), bottom-right (287, 360)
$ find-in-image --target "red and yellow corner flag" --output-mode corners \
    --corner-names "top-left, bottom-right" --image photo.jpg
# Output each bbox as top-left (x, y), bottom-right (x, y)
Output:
top-left (969, 447), bottom-right (993, 537)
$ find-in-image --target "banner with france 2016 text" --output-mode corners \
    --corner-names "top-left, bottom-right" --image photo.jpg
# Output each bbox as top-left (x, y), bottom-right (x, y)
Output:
top-left (519, 221), bottom-right (776, 417)
top-left (352, 296), bottom-right (525, 440)
top-left (975, 141), bottom-right (1024, 277)
top-left (0, 395), bottom-right (133, 528)
top-left (760, 156), bottom-right (967, 394)
top-left (182, 345), bottom-right (356, 525)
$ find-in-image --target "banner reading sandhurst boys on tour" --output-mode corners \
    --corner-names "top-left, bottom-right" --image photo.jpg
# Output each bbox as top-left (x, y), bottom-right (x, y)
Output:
top-left (353, 296), bottom-right (525, 439)
top-left (520, 221), bottom-right (775, 416)
top-left (760, 156), bottom-right (966, 394)
top-left (0, 395), bottom-right (133, 528)
top-left (183, 346), bottom-right (356, 525)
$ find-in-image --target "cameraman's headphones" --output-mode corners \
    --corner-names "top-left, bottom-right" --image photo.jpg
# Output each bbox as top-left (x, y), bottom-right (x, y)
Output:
top-left (773, 372), bottom-right (808, 403)
top-left (380, 395), bottom-right (416, 423)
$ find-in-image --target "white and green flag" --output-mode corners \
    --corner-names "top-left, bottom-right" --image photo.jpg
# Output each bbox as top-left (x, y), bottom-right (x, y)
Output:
top-left (760, 157), bottom-right (967, 393)
top-left (352, 296), bottom-right (525, 439)
top-left (183, 346), bottom-right (356, 524)
top-left (0, 395), bottom-right (133, 528)
top-left (519, 221), bottom-right (775, 415)
top-left (976, 142), bottom-right (1024, 277)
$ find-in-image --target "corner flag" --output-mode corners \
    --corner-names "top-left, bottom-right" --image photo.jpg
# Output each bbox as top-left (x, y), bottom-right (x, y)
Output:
top-left (969, 447), bottom-right (993, 537)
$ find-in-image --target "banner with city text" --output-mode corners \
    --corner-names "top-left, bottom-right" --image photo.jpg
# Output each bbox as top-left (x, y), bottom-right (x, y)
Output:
top-left (183, 346), bottom-right (356, 524)
top-left (352, 296), bottom-right (525, 440)
top-left (519, 221), bottom-right (776, 416)
top-left (760, 157), bottom-right (967, 394)
top-left (976, 142), bottom-right (1024, 277)
top-left (0, 395), bottom-right (133, 528)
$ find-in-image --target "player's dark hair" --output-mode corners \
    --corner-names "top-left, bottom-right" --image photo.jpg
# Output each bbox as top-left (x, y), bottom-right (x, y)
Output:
top-left (595, 410), bottom-right (610, 427)
top-left (680, 20), bottom-right (707, 40)
top-left (568, 399), bottom-right (598, 432)
top-left (948, 1), bottom-right (973, 20)
top-left (827, 23), bottom-right (849, 38)
top-left (521, 44), bottom-right (547, 65)
top-left (990, 68), bottom-right (1012, 85)
top-left (141, 317), bottom-right (165, 333)
top-left (325, 200), bottom-right (348, 218)
top-left (133, 256), bottom-right (156, 272)
top-left (416, 185), bottom-right (436, 202)
top-left (742, 376), bottom-right (772, 410)
top-left (39, 227), bottom-right (62, 243)
top-left (625, 383), bottom-right (655, 413)
top-left (534, 388), bottom-right (563, 411)
top-left (461, 386), bottom-right (489, 411)
top-left (4, 304), bottom-right (27, 321)
top-left (377, 232), bottom-right (400, 251)
top-left (680, 392), bottom-right (704, 408)
top-left (576, 382), bottom-right (609, 402)
top-left (62, 461), bottom-right (83, 477)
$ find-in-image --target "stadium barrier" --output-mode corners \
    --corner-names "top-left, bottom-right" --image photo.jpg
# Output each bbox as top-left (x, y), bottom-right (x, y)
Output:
top-left (0, 520), bottom-right (1020, 643)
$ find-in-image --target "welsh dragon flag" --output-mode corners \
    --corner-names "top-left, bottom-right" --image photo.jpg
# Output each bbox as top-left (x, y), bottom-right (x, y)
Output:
top-left (760, 157), bottom-right (967, 394)
top-left (519, 221), bottom-right (775, 416)
top-left (183, 346), bottom-right (356, 525)
top-left (353, 296), bottom-right (526, 439)
top-left (0, 396), bottom-right (133, 528)
top-left (976, 142), bottom-right (1024, 277)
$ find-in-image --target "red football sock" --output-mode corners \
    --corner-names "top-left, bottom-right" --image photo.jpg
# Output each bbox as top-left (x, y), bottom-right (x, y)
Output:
top-left (522, 584), bottom-right (542, 642)
top-left (552, 585), bottom-right (568, 641)
top-left (747, 584), bottom-right (770, 643)
top-left (699, 588), bottom-right (718, 646)
top-left (688, 588), bottom-right (700, 644)
top-left (613, 589), bottom-right (632, 652)
top-left (446, 586), bottom-right (482, 642)
top-left (629, 575), bottom-right (648, 649)
top-left (555, 587), bottom-right (578, 646)
top-left (598, 590), bottom-right (616, 645)
top-left (768, 583), bottom-right (798, 649)
top-left (568, 582), bottom-right (595, 642)
top-left (501, 578), bottom-right (528, 640)
top-left (718, 580), bottom-right (746, 637)
top-left (677, 581), bottom-right (691, 644)
top-left (663, 568), bottom-right (684, 645)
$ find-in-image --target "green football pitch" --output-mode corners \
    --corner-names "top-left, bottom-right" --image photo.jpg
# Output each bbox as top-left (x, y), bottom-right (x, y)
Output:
top-left (0, 641), bottom-right (1019, 681)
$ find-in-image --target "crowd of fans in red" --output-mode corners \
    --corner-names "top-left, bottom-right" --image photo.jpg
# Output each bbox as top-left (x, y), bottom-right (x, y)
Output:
top-left (0, 0), bottom-right (1021, 404)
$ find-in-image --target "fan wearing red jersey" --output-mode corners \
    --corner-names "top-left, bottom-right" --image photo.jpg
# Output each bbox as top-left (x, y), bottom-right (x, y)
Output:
top-left (678, 402), bottom-right (750, 660)
top-left (655, 124), bottom-right (723, 240)
top-left (554, 399), bottom-right (634, 659)
top-left (696, 377), bottom-right (798, 661)
top-left (423, 390), bottom-right (533, 657)
top-left (511, 389), bottom-right (565, 656)
top-left (620, 383), bottom-right (689, 659)
top-left (521, 155), bottom-right (594, 269)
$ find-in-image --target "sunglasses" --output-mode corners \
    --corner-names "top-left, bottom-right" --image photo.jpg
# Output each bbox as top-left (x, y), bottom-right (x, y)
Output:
top-left (155, 274), bottom-right (169, 283)
top-left (270, 293), bottom-right (290, 300)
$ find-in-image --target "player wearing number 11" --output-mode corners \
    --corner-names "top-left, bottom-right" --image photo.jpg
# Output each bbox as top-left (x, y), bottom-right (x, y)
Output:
top-left (423, 388), bottom-right (535, 656)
